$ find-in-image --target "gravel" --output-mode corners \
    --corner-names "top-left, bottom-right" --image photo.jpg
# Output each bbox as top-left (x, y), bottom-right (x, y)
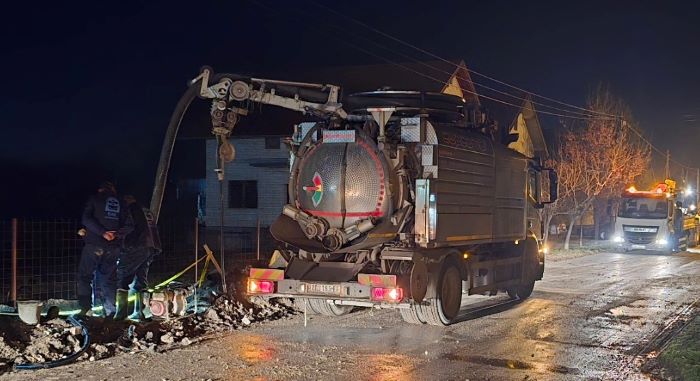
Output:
top-left (0, 295), bottom-right (297, 374)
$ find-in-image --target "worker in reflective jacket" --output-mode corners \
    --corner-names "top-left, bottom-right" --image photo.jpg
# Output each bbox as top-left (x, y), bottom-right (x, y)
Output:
top-left (114, 195), bottom-right (162, 321)
top-left (78, 181), bottom-right (125, 317)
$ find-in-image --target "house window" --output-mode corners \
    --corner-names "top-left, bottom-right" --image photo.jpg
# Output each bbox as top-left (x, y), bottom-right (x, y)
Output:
top-left (228, 180), bottom-right (258, 208)
top-left (265, 137), bottom-right (280, 149)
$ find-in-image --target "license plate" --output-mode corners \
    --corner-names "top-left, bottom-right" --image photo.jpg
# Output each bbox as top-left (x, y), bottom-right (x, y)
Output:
top-left (631, 244), bottom-right (645, 249)
top-left (302, 283), bottom-right (342, 296)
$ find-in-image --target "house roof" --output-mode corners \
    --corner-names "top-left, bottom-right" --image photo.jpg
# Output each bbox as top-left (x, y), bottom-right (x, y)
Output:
top-left (484, 95), bottom-right (549, 158)
top-left (520, 96), bottom-right (548, 157)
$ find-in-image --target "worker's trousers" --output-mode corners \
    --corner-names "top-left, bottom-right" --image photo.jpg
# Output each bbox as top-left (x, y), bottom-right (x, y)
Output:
top-left (117, 247), bottom-right (155, 292)
top-left (78, 244), bottom-right (120, 315)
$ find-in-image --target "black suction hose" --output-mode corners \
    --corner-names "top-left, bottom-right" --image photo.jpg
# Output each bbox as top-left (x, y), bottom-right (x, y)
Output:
top-left (14, 316), bottom-right (90, 370)
top-left (148, 71), bottom-right (251, 223)
top-left (149, 69), bottom-right (330, 222)
top-left (149, 82), bottom-right (201, 223)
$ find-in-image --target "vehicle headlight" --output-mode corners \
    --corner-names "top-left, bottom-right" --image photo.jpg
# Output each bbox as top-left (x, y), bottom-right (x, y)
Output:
top-left (656, 238), bottom-right (668, 246)
top-left (612, 235), bottom-right (624, 243)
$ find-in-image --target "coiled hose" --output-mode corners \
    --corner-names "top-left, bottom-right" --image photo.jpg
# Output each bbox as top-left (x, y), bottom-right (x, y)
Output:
top-left (14, 316), bottom-right (90, 370)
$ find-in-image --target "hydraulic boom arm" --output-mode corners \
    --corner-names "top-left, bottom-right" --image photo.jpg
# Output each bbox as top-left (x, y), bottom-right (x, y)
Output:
top-left (149, 67), bottom-right (347, 221)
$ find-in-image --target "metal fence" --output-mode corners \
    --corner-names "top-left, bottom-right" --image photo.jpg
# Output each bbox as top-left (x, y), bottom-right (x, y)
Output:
top-left (0, 218), bottom-right (275, 305)
top-left (0, 219), bottom-right (82, 303)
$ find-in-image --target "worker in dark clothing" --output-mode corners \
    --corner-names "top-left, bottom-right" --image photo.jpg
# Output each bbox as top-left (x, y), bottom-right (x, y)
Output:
top-left (672, 201), bottom-right (684, 252)
top-left (77, 228), bottom-right (105, 313)
top-left (78, 181), bottom-right (125, 316)
top-left (114, 195), bottom-right (161, 321)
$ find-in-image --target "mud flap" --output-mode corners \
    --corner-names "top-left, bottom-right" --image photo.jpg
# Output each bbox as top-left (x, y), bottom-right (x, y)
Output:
top-left (523, 238), bottom-right (540, 281)
top-left (409, 260), bottom-right (428, 303)
top-left (422, 259), bottom-right (445, 300)
top-left (536, 242), bottom-right (545, 280)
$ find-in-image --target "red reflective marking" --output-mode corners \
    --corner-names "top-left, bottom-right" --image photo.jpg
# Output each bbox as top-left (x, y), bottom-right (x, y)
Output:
top-left (307, 210), bottom-right (384, 217)
top-left (298, 138), bottom-right (387, 218)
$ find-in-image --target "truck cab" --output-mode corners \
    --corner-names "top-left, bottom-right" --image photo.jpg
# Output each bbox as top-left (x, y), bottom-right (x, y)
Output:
top-left (612, 181), bottom-right (698, 252)
top-left (612, 186), bottom-right (673, 251)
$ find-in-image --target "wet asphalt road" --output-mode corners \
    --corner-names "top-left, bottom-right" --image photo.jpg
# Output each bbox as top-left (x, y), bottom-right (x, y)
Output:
top-left (5, 249), bottom-right (700, 381)
top-left (233, 250), bottom-right (700, 380)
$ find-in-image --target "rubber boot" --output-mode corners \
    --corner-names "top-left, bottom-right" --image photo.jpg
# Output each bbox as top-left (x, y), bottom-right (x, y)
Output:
top-left (127, 289), bottom-right (137, 317)
top-left (128, 291), bottom-right (146, 322)
top-left (76, 294), bottom-right (93, 316)
top-left (114, 289), bottom-right (129, 320)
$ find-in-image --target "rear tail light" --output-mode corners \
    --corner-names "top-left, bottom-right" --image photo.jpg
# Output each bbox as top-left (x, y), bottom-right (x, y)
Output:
top-left (248, 279), bottom-right (275, 294)
top-left (371, 287), bottom-right (404, 302)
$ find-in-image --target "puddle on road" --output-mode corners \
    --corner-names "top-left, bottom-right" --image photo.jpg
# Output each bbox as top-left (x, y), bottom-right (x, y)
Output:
top-left (234, 334), bottom-right (277, 364)
top-left (363, 353), bottom-right (416, 381)
top-left (606, 306), bottom-right (645, 322)
top-left (440, 353), bottom-right (581, 375)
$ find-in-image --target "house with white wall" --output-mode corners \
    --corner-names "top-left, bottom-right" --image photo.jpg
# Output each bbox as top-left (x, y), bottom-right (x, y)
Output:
top-left (204, 135), bottom-right (290, 229)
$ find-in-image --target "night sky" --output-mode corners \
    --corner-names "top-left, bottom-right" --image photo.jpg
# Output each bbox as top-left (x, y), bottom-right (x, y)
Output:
top-left (1, 0), bottom-right (698, 218)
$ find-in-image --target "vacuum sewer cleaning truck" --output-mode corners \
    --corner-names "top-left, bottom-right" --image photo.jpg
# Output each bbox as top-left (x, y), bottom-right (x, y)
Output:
top-left (151, 68), bottom-right (558, 325)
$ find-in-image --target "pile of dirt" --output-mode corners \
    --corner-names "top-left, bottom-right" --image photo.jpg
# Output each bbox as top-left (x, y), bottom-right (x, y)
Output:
top-left (0, 318), bottom-right (91, 371)
top-left (122, 296), bottom-right (296, 351)
top-left (0, 295), bottom-right (296, 374)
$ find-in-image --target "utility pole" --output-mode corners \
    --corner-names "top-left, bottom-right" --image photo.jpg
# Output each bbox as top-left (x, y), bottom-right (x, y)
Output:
top-left (696, 168), bottom-right (699, 206)
top-left (665, 150), bottom-right (670, 179)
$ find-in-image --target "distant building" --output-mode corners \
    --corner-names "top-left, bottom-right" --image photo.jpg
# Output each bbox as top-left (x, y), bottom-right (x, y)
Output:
top-left (204, 135), bottom-right (289, 229)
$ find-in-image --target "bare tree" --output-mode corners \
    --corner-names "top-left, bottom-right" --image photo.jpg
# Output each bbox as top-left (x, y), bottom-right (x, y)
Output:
top-left (553, 89), bottom-right (650, 250)
top-left (541, 157), bottom-right (574, 245)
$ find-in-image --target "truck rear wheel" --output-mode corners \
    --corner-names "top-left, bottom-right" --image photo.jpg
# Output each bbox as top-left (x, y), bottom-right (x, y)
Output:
top-left (506, 281), bottom-right (534, 299)
top-left (506, 238), bottom-right (539, 300)
top-left (399, 304), bottom-right (426, 324)
top-left (309, 299), bottom-right (354, 316)
top-left (420, 261), bottom-right (462, 326)
top-left (294, 298), bottom-right (320, 314)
